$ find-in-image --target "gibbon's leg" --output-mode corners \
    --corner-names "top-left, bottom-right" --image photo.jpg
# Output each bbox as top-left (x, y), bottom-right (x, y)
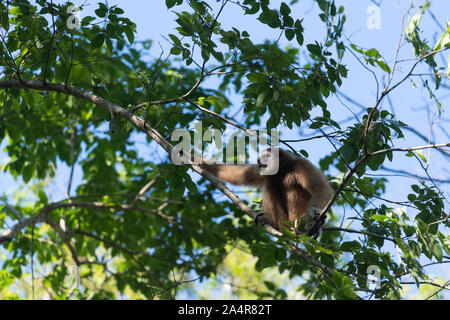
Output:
top-left (305, 208), bottom-right (327, 239)
top-left (305, 186), bottom-right (332, 238)
top-left (285, 186), bottom-right (311, 226)
top-left (288, 158), bottom-right (334, 238)
top-left (262, 185), bottom-right (291, 230)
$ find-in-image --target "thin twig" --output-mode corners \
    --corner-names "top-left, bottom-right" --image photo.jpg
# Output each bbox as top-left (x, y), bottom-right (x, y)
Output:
top-left (322, 227), bottom-right (397, 244)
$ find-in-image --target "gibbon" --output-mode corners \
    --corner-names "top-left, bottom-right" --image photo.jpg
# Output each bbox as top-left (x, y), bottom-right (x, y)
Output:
top-left (200, 148), bottom-right (334, 237)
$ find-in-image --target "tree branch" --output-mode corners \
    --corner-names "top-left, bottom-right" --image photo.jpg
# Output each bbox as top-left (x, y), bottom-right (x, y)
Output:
top-left (322, 227), bottom-right (397, 244)
top-left (0, 200), bottom-right (178, 244)
top-left (309, 141), bottom-right (450, 236)
top-left (362, 49), bottom-right (448, 154)
top-left (0, 80), bottom-right (350, 276)
top-left (370, 143), bottom-right (450, 157)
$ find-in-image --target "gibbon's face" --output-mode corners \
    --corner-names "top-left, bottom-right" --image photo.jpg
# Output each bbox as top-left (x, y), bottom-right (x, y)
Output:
top-left (257, 148), bottom-right (280, 175)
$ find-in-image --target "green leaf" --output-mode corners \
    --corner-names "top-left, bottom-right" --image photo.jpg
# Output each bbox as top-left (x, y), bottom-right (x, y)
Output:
top-left (255, 92), bottom-right (267, 108)
top-left (246, 72), bottom-right (267, 82)
top-left (404, 225), bottom-right (416, 237)
top-left (412, 184), bottom-right (422, 194)
top-left (285, 28), bottom-right (295, 41)
top-left (340, 241), bottom-right (360, 252)
top-left (367, 153), bottom-right (385, 171)
top-left (22, 164), bottom-right (33, 183)
top-left (309, 121), bottom-right (324, 129)
top-left (211, 50), bottom-right (224, 62)
top-left (170, 46), bottom-right (182, 55)
top-left (316, 246), bottom-right (333, 255)
top-left (280, 2), bottom-right (291, 16)
top-left (81, 16), bottom-right (96, 27)
top-left (364, 48), bottom-right (380, 58)
top-left (283, 15), bottom-right (294, 27)
top-left (95, 6), bottom-right (107, 18)
top-left (371, 214), bottom-right (391, 222)
top-left (91, 33), bottom-right (105, 49)
top-left (169, 34), bottom-right (181, 46)
top-left (259, 249), bottom-right (277, 268)
top-left (438, 232), bottom-right (450, 255)
top-left (10, 7), bottom-right (22, 16)
top-left (307, 43), bottom-right (321, 56)
top-left (415, 150), bottom-right (427, 163)
top-left (299, 149), bottom-right (309, 158)
top-left (264, 281), bottom-right (276, 290)
top-left (275, 248), bottom-right (287, 261)
top-left (38, 189), bottom-right (48, 204)
top-left (244, 1), bottom-right (260, 15)
top-left (350, 44), bottom-right (364, 54)
top-left (340, 144), bottom-right (357, 163)
top-left (124, 27), bottom-right (135, 44)
top-left (166, 0), bottom-right (178, 9)
top-left (258, 9), bottom-right (281, 28)
top-left (201, 47), bottom-right (210, 61)
top-left (433, 241), bottom-right (443, 261)
top-left (171, 185), bottom-right (185, 200)
top-left (355, 179), bottom-right (375, 195)
top-left (406, 12), bottom-right (423, 36)
top-left (294, 19), bottom-right (304, 45)
top-left (266, 115), bottom-right (278, 130)
top-left (433, 31), bottom-right (450, 50)
top-left (317, 0), bottom-right (328, 12)
top-left (111, 7), bottom-right (124, 14)
top-left (375, 59), bottom-right (391, 73)
top-left (447, 55), bottom-right (450, 77)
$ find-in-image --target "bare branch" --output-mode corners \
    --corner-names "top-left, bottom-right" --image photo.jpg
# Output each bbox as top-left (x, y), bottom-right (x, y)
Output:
top-left (377, 166), bottom-right (450, 184)
top-left (322, 227), bottom-right (397, 244)
top-left (362, 49), bottom-right (449, 154)
top-left (402, 126), bottom-right (450, 157)
top-left (370, 143), bottom-right (450, 157)
top-left (130, 60), bottom-right (244, 113)
top-left (45, 216), bottom-right (81, 265)
top-left (130, 177), bottom-right (159, 206)
top-left (0, 203), bottom-right (58, 243)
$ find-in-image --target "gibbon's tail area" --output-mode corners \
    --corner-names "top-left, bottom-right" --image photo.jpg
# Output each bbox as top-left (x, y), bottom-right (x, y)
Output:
top-left (199, 149), bottom-right (333, 233)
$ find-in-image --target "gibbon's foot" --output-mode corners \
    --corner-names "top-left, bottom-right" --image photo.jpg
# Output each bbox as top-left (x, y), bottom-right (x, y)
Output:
top-left (305, 207), bottom-right (327, 239)
top-left (254, 212), bottom-right (268, 226)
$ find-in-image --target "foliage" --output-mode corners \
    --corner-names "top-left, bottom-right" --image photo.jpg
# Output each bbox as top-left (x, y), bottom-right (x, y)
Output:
top-left (0, 0), bottom-right (448, 300)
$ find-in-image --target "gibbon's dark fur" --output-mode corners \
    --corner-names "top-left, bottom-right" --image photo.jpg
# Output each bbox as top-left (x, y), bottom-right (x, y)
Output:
top-left (200, 149), bottom-right (333, 232)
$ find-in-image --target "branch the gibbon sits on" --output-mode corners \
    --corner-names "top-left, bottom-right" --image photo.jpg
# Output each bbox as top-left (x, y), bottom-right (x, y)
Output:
top-left (199, 148), bottom-right (334, 238)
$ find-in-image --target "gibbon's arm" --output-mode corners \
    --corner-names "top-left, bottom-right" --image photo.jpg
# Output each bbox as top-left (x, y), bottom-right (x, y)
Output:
top-left (200, 163), bottom-right (264, 187)
top-left (293, 158), bottom-right (334, 210)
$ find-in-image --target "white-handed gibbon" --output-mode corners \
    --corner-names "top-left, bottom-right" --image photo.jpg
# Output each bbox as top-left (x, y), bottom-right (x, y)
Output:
top-left (200, 148), bottom-right (334, 237)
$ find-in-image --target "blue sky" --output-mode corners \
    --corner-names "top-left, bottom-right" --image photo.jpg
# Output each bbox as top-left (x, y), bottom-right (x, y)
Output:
top-left (1, 0), bottom-right (449, 298)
